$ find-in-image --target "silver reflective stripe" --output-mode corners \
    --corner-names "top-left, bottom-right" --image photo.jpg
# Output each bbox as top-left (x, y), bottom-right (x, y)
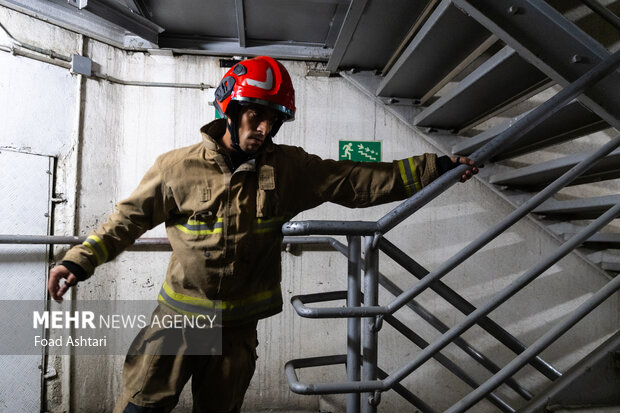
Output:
top-left (158, 285), bottom-right (217, 315)
top-left (82, 235), bottom-right (108, 265)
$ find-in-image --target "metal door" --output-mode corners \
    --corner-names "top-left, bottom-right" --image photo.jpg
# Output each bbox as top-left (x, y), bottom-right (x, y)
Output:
top-left (0, 149), bottom-right (54, 412)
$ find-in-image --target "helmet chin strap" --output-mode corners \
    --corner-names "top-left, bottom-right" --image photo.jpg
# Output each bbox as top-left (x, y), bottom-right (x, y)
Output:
top-left (226, 117), bottom-right (244, 153)
top-left (224, 110), bottom-right (255, 171)
top-left (224, 105), bottom-right (250, 157)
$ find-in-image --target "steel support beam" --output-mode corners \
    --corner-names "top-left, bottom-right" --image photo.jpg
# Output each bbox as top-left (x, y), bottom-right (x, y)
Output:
top-left (158, 34), bottom-right (331, 61)
top-left (234, 0), bottom-right (246, 48)
top-left (376, 0), bottom-right (491, 99)
top-left (414, 46), bottom-right (551, 133)
top-left (325, 0), bottom-right (369, 72)
top-left (325, 1), bottom-right (349, 49)
top-left (534, 195), bottom-right (620, 220)
top-left (0, 0), bottom-right (150, 49)
top-left (68, 0), bottom-right (162, 44)
top-left (490, 148), bottom-right (620, 189)
top-left (452, 0), bottom-right (620, 131)
top-left (452, 100), bottom-right (608, 160)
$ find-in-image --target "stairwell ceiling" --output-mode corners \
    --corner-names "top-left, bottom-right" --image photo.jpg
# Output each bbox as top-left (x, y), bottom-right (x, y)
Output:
top-left (1, 0), bottom-right (422, 71)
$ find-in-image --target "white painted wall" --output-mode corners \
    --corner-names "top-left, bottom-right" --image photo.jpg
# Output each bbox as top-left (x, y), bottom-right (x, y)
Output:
top-left (1, 6), bottom-right (618, 413)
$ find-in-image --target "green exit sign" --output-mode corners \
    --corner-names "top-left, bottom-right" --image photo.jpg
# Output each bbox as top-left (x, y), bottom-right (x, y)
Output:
top-left (339, 140), bottom-right (382, 162)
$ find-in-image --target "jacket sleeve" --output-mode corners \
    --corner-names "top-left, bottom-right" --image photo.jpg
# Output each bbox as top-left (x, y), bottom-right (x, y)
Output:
top-left (288, 147), bottom-right (440, 213)
top-left (61, 157), bottom-right (174, 280)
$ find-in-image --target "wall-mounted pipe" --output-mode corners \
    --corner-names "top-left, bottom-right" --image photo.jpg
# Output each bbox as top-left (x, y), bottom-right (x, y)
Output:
top-left (0, 23), bottom-right (215, 90)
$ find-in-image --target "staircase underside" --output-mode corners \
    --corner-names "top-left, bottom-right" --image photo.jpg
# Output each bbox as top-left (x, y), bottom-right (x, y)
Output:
top-left (334, 0), bottom-right (620, 277)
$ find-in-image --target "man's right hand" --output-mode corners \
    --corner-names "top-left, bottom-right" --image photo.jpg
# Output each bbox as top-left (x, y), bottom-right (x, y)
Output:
top-left (48, 265), bottom-right (79, 302)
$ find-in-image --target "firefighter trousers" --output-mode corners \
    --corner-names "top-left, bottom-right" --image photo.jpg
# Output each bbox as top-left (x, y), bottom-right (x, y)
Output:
top-left (113, 304), bottom-right (258, 413)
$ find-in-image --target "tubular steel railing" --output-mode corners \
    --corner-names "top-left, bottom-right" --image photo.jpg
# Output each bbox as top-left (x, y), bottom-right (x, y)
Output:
top-left (3, 231), bottom-right (539, 410)
top-left (282, 50), bottom-right (620, 413)
top-left (1, 51), bottom-right (618, 413)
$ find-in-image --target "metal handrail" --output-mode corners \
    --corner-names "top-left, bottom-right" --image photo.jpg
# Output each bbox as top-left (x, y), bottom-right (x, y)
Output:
top-left (285, 291), bottom-right (516, 413)
top-left (378, 238), bottom-right (560, 382)
top-left (319, 238), bottom-right (538, 398)
top-left (285, 201), bottom-right (620, 396)
top-left (0, 235), bottom-right (338, 248)
top-left (384, 202), bottom-right (620, 388)
top-left (0, 234), bottom-right (171, 246)
top-left (303, 238), bottom-right (535, 403)
top-left (283, 50), bottom-right (620, 410)
top-left (0, 233), bottom-right (566, 400)
top-left (289, 133), bottom-right (620, 319)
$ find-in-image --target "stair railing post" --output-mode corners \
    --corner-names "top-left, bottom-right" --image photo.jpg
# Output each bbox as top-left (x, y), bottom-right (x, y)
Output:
top-left (362, 235), bottom-right (380, 412)
top-left (347, 236), bottom-right (362, 413)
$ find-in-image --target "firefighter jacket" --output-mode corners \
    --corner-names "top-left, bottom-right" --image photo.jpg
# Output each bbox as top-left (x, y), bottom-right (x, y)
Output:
top-left (62, 119), bottom-right (440, 326)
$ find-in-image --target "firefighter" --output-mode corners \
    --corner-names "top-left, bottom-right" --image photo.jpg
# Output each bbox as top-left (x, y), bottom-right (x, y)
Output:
top-left (48, 56), bottom-right (479, 413)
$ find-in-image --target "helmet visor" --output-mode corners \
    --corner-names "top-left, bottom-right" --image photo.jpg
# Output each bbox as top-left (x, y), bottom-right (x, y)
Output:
top-left (233, 96), bottom-right (295, 121)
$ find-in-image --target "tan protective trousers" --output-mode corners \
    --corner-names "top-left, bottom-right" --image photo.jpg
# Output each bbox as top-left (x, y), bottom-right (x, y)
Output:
top-left (113, 304), bottom-right (258, 413)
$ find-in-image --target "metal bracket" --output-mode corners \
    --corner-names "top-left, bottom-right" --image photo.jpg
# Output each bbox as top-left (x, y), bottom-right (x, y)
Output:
top-left (372, 315), bottom-right (384, 332)
top-left (368, 390), bottom-right (382, 406)
top-left (42, 366), bottom-right (57, 379)
top-left (70, 54), bottom-right (92, 76)
top-left (67, 0), bottom-right (88, 10)
top-left (67, 0), bottom-right (164, 44)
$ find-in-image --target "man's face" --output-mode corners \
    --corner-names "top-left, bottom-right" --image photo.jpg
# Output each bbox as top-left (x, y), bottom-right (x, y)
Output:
top-left (236, 104), bottom-right (279, 154)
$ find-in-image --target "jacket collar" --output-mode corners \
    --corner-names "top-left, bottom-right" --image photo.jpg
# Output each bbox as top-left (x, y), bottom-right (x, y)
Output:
top-left (200, 119), bottom-right (226, 154)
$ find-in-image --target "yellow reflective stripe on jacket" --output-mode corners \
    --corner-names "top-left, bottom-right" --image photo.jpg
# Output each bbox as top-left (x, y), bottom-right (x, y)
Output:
top-left (254, 217), bottom-right (284, 234)
top-left (175, 217), bottom-right (224, 235)
top-left (158, 281), bottom-right (283, 323)
top-left (398, 158), bottom-right (422, 197)
top-left (82, 235), bottom-right (108, 265)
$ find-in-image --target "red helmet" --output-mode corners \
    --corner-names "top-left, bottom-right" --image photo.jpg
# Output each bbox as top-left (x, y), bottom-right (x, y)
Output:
top-left (214, 56), bottom-right (296, 125)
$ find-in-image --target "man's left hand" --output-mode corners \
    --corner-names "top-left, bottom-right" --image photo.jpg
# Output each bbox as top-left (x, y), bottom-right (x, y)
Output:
top-left (450, 156), bottom-right (482, 182)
